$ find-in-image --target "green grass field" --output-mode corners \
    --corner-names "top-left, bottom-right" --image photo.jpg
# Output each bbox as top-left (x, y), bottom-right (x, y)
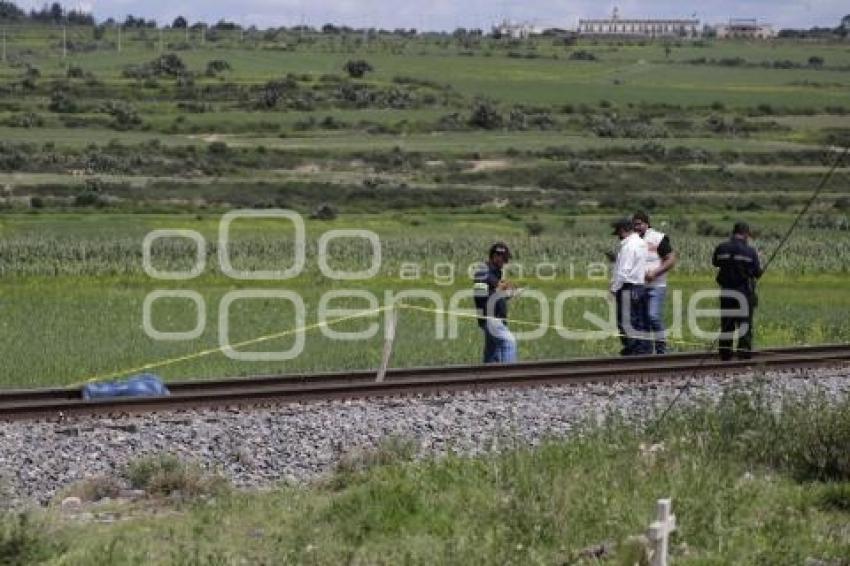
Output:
top-left (1, 27), bottom-right (849, 390)
top-left (2, 212), bottom-right (849, 388)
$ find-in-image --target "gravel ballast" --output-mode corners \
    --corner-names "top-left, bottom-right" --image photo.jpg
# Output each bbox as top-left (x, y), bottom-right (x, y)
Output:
top-left (2, 367), bottom-right (849, 507)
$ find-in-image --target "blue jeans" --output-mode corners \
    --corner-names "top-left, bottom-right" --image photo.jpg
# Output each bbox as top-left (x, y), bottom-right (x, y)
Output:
top-left (616, 285), bottom-right (651, 356)
top-left (646, 286), bottom-right (667, 354)
top-left (482, 319), bottom-right (517, 363)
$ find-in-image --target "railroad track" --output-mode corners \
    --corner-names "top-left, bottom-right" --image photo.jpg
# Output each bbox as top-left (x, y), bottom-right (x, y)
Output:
top-left (2, 344), bottom-right (850, 421)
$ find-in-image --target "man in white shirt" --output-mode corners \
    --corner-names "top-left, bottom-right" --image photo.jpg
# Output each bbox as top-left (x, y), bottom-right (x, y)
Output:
top-left (610, 218), bottom-right (651, 356)
top-left (632, 211), bottom-right (677, 354)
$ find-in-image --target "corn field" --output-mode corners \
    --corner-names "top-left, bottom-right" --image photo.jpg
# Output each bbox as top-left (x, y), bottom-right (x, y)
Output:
top-left (2, 229), bottom-right (849, 277)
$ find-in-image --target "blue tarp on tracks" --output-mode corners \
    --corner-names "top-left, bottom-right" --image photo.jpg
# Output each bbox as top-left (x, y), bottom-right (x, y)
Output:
top-left (82, 373), bottom-right (170, 400)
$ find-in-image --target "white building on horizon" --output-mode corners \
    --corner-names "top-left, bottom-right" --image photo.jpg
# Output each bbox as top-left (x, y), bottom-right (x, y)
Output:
top-left (578, 7), bottom-right (700, 39)
top-left (492, 19), bottom-right (537, 39)
top-left (714, 19), bottom-right (776, 39)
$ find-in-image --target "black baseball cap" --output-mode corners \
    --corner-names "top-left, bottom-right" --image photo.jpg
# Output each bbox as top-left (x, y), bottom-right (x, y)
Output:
top-left (733, 222), bottom-right (751, 236)
top-left (611, 218), bottom-right (633, 235)
top-left (489, 242), bottom-right (512, 260)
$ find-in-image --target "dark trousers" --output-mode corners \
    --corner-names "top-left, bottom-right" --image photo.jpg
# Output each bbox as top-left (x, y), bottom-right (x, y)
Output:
top-left (616, 284), bottom-right (651, 356)
top-left (719, 291), bottom-right (755, 361)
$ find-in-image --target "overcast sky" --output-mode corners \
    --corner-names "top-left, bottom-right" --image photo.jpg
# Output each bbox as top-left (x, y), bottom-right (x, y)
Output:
top-left (16, 1), bottom-right (850, 31)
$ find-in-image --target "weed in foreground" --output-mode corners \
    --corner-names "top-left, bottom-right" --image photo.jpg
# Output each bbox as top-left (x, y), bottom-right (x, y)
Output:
top-left (125, 453), bottom-right (229, 499)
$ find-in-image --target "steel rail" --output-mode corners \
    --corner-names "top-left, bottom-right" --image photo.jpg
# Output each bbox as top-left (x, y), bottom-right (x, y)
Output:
top-left (1, 344), bottom-right (849, 420)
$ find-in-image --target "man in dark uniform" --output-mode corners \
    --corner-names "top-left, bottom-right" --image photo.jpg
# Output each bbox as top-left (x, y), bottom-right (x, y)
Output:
top-left (473, 242), bottom-right (517, 363)
top-left (712, 222), bottom-right (763, 360)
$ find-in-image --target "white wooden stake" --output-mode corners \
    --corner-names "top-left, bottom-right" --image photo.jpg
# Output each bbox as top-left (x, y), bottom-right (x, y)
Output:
top-left (376, 307), bottom-right (399, 382)
top-left (159, 28), bottom-right (163, 52)
top-left (117, 25), bottom-right (122, 53)
top-left (2, 28), bottom-right (6, 64)
top-left (62, 25), bottom-right (67, 58)
top-left (647, 498), bottom-right (676, 566)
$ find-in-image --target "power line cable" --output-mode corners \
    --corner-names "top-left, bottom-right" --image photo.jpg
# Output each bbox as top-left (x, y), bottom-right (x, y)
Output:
top-left (648, 145), bottom-right (849, 436)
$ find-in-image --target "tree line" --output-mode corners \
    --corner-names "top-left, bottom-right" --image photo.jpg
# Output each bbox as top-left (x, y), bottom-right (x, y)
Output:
top-left (0, 1), bottom-right (93, 25)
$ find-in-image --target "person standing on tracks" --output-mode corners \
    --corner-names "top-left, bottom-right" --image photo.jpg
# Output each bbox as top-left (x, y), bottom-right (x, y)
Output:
top-left (632, 211), bottom-right (677, 354)
top-left (473, 242), bottom-right (518, 364)
top-left (610, 218), bottom-right (651, 356)
top-left (712, 222), bottom-right (763, 361)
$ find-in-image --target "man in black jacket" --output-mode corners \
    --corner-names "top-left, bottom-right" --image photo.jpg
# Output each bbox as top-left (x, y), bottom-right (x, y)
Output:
top-left (712, 222), bottom-right (764, 361)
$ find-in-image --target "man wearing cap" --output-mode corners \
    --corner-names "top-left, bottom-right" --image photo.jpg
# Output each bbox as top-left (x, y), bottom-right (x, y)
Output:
top-left (473, 242), bottom-right (518, 363)
top-left (632, 211), bottom-right (677, 354)
top-left (712, 222), bottom-right (763, 360)
top-left (610, 219), bottom-right (651, 355)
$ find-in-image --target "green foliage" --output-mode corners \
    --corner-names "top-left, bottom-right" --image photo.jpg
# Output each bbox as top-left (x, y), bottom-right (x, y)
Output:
top-left (815, 483), bottom-right (850, 512)
top-left (525, 221), bottom-right (545, 236)
top-left (62, 475), bottom-right (122, 502)
top-left (330, 435), bottom-right (417, 489)
top-left (123, 53), bottom-right (188, 80)
top-left (569, 49), bottom-right (597, 61)
top-left (48, 89), bottom-right (78, 113)
top-left (38, 391), bottom-right (850, 564)
top-left (101, 101), bottom-right (142, 130)
top-left (344, 59), bottom-right (374, 79)
top-left (0, 0), bottom-right (25, 21)
top-left (0, 512), bottom-right (65, 564)
top-left (66, 65), bottom-right (85, 79)
top-left (468, 101), bottom-right (503, 129)
top-left (126, 453), bottom-right (227, 497)
top-left (205, 59), bottom-right (232, 77)
top-left (4, 112), bottom-right (44, 128)
top-left (674, 385), bottom-right (850, 482)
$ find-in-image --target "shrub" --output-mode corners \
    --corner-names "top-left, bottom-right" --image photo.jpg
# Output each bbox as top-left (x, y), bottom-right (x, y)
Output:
top-left (815, 483), bottom-right (850, 512)
top-left (126, 453), bottom-right (227, 498)
top-left (66, 65), bottom-right (85, 79)
top-left (73, 191), bottom-right (104, 207)
top-left (205, 59), bottom-right (231, 77)
top-left (310, 203), bottom-right (338, 220)
top-left (207, 141), bottom-right (229, 154)
top-left (808, 55), bottom-right (825, 68)
top-left (123, 53), bottom-right (187, 79)
top-left (330, 436), bottom-right (417, 488)
top-left (344, 59), bottom-right (374, 79)
top-left (102, 101), bottom-right (142, 130)
top-left (48, 90), bottom-right (78, 113)
top-left (696, 219), bottom-right (726, 237)
top-left (525, 221), bottom-right (545, 236)
top-left (0, 513), bottom-right (65, 563)
top-left (468, 101), bottom-right (503, 130)
top-left (568, 50), bottom-right (596, 61)
top-left (62, 475), bottom-right (122, 502)
top-left (718, 57), bottom-right (746, 66)
top-left (4, 112), bottom-right (44, 128)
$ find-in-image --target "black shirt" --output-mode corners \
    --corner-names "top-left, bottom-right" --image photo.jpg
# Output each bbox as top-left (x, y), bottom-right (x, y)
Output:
top-left (712, 237), bottom-right (763, 293)
top-left (656, 235), bottom-right (673, 259)
top-left (473, 262), bottom-right (508, 327)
